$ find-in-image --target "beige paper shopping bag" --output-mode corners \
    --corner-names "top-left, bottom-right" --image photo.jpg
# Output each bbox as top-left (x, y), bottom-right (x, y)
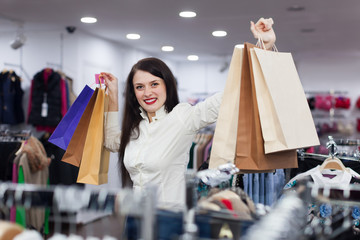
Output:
top-left (209, 46), bottom-right (243, 169)
top-left (235, 43), bottom-right (298, 171)
top-left (77, 87), bottom-right (110, 185)
top-left (250, 47), bottom-right (319, 154)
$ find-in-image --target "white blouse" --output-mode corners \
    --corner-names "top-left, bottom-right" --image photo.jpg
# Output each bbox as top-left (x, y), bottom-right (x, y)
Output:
top-left (104, 92), bottom-right (222, 209)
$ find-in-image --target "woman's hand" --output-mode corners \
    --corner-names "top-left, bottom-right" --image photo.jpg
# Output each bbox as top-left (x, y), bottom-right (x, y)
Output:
top-left (250, 18), bottom-right (276, 50)
top-left (100, 72), bottom-right (119, 111)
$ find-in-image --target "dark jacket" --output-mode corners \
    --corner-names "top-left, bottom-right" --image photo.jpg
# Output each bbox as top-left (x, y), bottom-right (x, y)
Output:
top-left (28, 69), bottom-right (62, 127)
top-left (0, 71), bottom-right (25, 124)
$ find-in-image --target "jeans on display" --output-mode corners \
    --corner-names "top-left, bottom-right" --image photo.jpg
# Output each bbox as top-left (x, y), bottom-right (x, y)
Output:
top-left (125, 209), bottom-right (254, 240)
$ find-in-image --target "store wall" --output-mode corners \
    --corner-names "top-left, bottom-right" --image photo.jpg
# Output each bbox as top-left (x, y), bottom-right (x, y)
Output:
top-left (296, 50), bottom-right (360, 141)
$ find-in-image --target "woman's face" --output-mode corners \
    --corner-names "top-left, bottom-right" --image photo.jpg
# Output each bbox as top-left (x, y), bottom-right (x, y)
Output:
top-left (133, 70), bottom-right (167, 120)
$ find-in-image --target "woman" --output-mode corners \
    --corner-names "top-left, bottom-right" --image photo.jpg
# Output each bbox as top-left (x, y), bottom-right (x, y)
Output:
top-left (102, 18), bottom-right (276, 209)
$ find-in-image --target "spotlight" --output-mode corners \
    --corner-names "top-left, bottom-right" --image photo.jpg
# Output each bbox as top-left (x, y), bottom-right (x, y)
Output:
top-left (10, 27), bottom-right (26, 50)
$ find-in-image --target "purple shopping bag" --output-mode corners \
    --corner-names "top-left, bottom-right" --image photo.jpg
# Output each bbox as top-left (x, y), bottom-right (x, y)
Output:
top-left (48, 85), bottom-right (94, 150)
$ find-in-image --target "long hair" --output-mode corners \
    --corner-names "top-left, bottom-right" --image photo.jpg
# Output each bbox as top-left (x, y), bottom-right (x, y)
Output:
top-left (119, 57), bottom-right (179, 187)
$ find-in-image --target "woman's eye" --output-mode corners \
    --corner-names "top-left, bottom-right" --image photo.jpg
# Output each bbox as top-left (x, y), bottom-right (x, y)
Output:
top-left (135, 86), bottom-right (143, 90)
top-left (152, 82), bottom-right (159, 87)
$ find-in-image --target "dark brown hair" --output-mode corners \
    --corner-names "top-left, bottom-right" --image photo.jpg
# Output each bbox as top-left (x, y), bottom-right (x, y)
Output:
top-left (119, 57), bottom-right (179, 187)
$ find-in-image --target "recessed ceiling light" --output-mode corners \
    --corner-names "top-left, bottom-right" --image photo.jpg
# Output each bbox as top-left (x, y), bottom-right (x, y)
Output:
top-left (80, 17), bottom-right (97, 23)
top-left (179, 11), bottom-right (197, 18)
top-left (161, 46), bottom-right (174, 52)
top-left (212, 30), bottom-right (227, 37)
top-left (287, 5), bottom-right (305, 11)
top-left (187, 55), bottom-right (199, 61)
top-left (126, 33), bottom-right (141, 40)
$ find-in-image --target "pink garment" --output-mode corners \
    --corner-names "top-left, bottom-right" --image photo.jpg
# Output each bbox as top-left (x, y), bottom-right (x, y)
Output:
top-left (26, 80), bottom-right (34, 124)
top-left (315, 95), bottom-right (333, 111)
top-left (60, 77), bottom-right (67, 117)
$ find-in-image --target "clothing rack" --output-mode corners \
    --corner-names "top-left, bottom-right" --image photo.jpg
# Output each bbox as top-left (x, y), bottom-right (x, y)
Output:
top-left (298, 135), bottom-right (360, 162)
top-left (298, 181), bottom-right (360, 239)
top-left (182, 163), bottom-right (240, 239)
top-left (0, 182), bottom-right (156, 240)
top-left (334, 138), bottom-right (360, 146)
top-left (302, 181), bottom-right (360, 206)
top-left (298, 151), bottom-right (360, 163)
top-left (0, 129), bottom-right (31, 142)
top-left (3, 62), bottom-right (31, 81)
top-left (46, 62), bottom-right (62, 71)
top-left (242, 193), bottom-right (307, 240)
top-left (242, 181), bottom-right (360, 240)
top-left (305, 90), bottom-right (348, 95)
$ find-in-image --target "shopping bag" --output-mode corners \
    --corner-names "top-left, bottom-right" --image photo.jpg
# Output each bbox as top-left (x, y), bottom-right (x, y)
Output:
top-left (235, 43), bottom-right (298, 171)
top-left (77, 87), bottom-right (110, 185)
top-left (250, 46), bottom-right (319, 153)
top-left (48, 85), bottom-right (94, 150)
top-left (208, 46), bottom-right (243, 169)
top-left (61, 88), bottom-right (98, 167)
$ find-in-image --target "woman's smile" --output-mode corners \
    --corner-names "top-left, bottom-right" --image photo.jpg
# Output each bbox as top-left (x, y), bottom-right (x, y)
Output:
top-left (144, 98), bottom-right (157, 105)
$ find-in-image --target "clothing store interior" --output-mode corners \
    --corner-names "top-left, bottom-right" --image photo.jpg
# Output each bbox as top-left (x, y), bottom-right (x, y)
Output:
top-left (1, 1), bottom-right (360, 239)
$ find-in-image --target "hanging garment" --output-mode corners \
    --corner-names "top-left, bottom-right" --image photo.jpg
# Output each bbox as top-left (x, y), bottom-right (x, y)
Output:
top-left (0, 71), bottom-right (24, 124)
top-left (0, 141), bottom-right (22, 181)
top-left (27, 68), bottom-right (63, 128)
top-left (284, 165), bottom-right (360, 190)
top-left (16, 136), bottom-right (50, 231)
top-left (284, 164), bottom-right (360, 240)
top-left (290, 156), bottom-right (360, 181)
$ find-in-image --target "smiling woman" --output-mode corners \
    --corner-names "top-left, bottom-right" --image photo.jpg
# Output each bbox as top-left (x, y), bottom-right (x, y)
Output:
top-left (100, 17), bottom-right (276, 209)
top-left (133, 70), bottom-right (167, 121)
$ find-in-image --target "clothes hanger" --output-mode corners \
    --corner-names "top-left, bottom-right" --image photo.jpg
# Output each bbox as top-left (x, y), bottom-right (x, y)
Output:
top-left (319, 136), bottom-right (348, 172)
top-left (319, 155), bottom-right (348, 172)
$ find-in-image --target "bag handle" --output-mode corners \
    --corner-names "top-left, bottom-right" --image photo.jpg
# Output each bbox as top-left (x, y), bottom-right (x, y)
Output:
top-left (256, 37), bottom-right (278, 52)
top-left (96, 74), bottom-right (108, 92)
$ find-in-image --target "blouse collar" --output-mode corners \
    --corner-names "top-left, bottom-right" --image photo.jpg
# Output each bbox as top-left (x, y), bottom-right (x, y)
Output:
top-left (139, 105), bottom-right (168, 122)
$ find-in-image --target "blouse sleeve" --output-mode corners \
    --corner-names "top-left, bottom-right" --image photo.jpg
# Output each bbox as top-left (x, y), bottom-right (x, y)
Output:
top-left (104, 111), bottom-right (121, 152)
top-left (176, 92), bottom-right (223, 133)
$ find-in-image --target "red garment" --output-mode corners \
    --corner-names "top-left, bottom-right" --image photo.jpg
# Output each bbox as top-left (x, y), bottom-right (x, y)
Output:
top-left (356, 97), bottom-right (360, 109)
top-left (220, 199), bottom-right (233, 210)
top-left (335, 96), bottom-right (351, 109)
top-left (315, 95), bottom-right (333, 111)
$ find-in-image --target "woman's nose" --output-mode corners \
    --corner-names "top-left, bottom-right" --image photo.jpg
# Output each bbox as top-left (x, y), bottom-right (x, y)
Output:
top-left (144, 87), bottom-right (152, 97)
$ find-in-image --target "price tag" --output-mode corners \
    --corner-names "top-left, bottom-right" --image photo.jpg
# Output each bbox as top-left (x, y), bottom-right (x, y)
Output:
top-left (41, 93), bottom-right (48, 117)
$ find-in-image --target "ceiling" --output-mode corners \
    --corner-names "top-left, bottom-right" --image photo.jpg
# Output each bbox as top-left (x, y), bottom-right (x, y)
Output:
top-left (1, 0), bottom-right (360, 63)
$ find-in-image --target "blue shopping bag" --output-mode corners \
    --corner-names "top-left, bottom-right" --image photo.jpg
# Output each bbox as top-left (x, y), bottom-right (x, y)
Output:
top-left (48, 85), bottom-right (94, 150)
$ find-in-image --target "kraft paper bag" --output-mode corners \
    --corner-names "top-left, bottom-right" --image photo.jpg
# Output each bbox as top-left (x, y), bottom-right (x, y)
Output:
top-left (61, 88), bottom-right (98, 167)
top-left (49, 85), bottom-right (94, 150)
top-left (235, 43), bottom-right (298, 171)
top-left (250, 47), bottom-right (319, 153)
top-left (77, 87), bottom-right (110, 185)
top-left (209, 46), bottom-right (243, 169)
